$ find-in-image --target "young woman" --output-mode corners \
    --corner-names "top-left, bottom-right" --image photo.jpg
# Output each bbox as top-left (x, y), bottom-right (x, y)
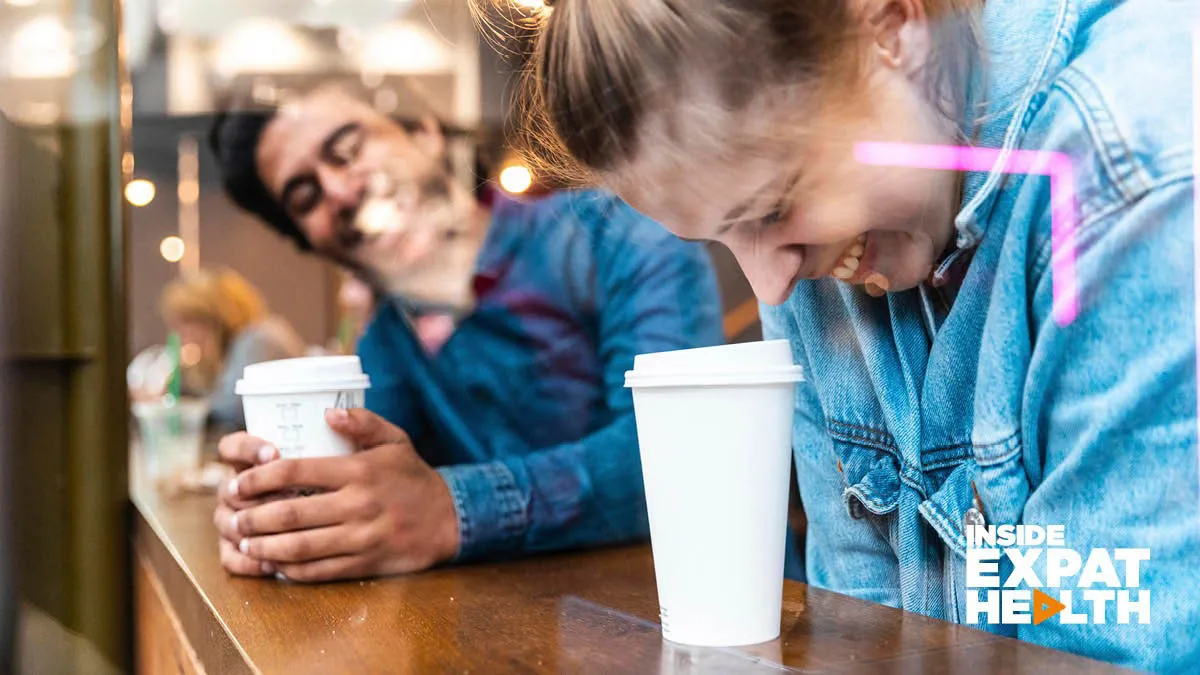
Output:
top-left (157, 268), bottom-right (305, 429)
top-left (479, 0), bottom-right (1200, 671)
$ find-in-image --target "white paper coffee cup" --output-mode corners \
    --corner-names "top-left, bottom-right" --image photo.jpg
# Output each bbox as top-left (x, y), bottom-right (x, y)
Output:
top-left (235, 356), bottom-right (371, 459)
top-left (625, 340), bottom-right (802, 647)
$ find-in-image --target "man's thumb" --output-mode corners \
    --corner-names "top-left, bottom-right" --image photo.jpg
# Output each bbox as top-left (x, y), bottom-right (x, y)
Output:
top-left (324, 408), bottom-right (409, 448)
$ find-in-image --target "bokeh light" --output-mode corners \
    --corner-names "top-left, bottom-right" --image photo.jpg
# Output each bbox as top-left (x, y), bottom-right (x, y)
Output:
top-left (125, 179), bottom-right (156, 207)
top-left (159, 236), bottom-right (185, 263)
top-left (499, 165), bottom-right (533, 194)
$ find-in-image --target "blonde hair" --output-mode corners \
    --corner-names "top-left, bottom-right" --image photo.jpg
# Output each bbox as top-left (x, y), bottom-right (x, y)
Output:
top-left (160, 268), bottom-right (266, 350)
top-left (474, 0), bottom-right (983, 184)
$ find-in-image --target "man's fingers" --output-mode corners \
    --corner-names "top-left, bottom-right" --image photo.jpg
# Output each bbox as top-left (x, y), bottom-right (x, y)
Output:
top-left (232, 489), bottom-right (374, 537)
top-left (214, 503), bottom-right (241, 543)
top-left (275, 555), bottom-right (373, 583)
top-left (219, 538), bottom-right (274, 577)
top-left (218, 478), bottom-right (285, 512)
top-left (238, 524), bottom-right (374, 564)
top-left (324, 408), bottom-right (409, 449)
top-left (218, 432), bottom-right (279, 469)
top-left (215, 500), bottom-right (285, 542)
top-left (229, 456), bottom-right (367, 499)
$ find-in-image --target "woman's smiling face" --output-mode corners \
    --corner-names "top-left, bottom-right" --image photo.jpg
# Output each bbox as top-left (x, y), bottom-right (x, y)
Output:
top-left (615, 61), bottom-right (963, 305)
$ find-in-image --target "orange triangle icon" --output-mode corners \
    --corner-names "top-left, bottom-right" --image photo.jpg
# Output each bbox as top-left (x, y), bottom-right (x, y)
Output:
top-left (1032, 589), bottom-right (1065, 626)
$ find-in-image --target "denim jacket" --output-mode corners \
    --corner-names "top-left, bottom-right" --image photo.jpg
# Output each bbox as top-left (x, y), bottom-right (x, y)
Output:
top-left (762, 1), bottom-right (1200, 671)
top-left (358, 191), bottom-right (723, 562)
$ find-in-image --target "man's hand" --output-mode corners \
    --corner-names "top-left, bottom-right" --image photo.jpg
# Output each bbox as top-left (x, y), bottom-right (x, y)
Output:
top-left (212, 409), bottom-right (461, 582)
top-left (213, 432), bottom-right (284, 577)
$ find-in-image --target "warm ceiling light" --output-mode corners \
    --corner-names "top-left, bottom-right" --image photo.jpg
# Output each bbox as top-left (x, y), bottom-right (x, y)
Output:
top-left (177, 180), bottom-right (199, 204)
top-left (126, 179), bottom-right (157, 207)
top-left (499, 165), bottom-right (533, 194)
top-left (213, 19), bottom-right (317, 78)
top-left (354, 22), bottom-right (452, 75)
top-left (6, 15), bottom-right (76, 78)
top-left (5, 0), bottom-right (42, 7)
top-left (160, 236), bottom-right (185, 263)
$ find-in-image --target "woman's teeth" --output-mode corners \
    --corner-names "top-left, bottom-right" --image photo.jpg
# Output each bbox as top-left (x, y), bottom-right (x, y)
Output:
top-left (832, 235), bottom-right (867, 280)
top-left (829, 234), bottom-right (891, 296)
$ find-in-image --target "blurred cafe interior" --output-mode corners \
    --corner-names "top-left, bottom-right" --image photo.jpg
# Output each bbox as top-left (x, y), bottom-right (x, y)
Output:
top-left (0, 1), bottom-right (769, 672)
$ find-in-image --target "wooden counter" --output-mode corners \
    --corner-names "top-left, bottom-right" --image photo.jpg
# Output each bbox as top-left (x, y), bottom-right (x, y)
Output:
top-left (132, 482), bottom-right (1131, 674)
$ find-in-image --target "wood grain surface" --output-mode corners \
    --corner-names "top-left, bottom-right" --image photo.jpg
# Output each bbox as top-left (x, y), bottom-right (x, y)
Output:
top-left (132, 482), bottom-right (1132, 675)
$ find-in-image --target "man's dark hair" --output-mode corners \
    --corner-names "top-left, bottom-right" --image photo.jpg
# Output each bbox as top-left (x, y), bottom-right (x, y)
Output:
top-left (209, 109), bottom-right (313, 251)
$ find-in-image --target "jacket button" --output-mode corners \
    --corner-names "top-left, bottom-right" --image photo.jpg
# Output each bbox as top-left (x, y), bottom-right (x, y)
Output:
top-left (964, 506), bottom-right (986, 531)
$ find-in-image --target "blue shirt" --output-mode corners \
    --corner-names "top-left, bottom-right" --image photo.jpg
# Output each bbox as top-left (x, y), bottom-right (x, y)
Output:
top-left (358, 190), bottom-right (723, 562)
top-left (762, 1), bottom-right (1199, 671)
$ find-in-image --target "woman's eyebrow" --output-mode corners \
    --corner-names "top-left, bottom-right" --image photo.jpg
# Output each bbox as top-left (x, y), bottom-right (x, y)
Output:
top-left (721, 180), bottom-right (774, 223)
top-left (717, 169), bottom-right (802, 233)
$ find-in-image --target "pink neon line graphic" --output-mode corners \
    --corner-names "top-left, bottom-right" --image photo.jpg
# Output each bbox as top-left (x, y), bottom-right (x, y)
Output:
top-left (854, 142), bottom-right (1079, 326)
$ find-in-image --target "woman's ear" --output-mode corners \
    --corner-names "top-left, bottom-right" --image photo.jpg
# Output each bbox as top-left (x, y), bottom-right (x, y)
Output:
top-left (866, 0), bottom-right (931, 75)
top-left (412, 115), bottom-right (447, 160)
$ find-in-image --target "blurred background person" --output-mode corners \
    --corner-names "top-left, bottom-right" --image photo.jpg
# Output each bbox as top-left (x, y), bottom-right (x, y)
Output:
top-left (205, 83), bottom-right (724, 580)
top-left (131, 268), bottom-right (305, 431)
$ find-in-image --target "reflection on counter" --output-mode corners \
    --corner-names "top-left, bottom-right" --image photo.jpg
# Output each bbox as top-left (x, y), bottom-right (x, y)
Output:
top-left (557, 596), bottom-right (794, 674)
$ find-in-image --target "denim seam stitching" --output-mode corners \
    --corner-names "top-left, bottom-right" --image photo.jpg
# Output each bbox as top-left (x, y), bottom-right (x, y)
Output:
top-left (921, 444), bottom-right (974, 473)
top-left (924, 441), bottom-right (973, 454)
top-left (972, 430), bottom-right (1022, 467)
top-left (844, 485), bottom-right (897, 515)
top-left (922, 454), bottom-right (972, 472)
top-left (826, 419), bottom-right (899, 452)
top-left (1073, 172), bottom-right (1195, 231)
top-left (442, 470), bottom-right (471, 562)
top-left (827, 424), bottom-right (932, 501)
top-left (1030, 172), bottom-right (1195, 282)
top-left (920, 499), bottom-right (969, 558)
top-left (827, 421), bottom-right (896, 446)
top-left (1056, 68), bottom-right (1155, 198)
top-left (827, 431), bottom-right (897, 454)
top-left (488, 463), bottom-right (529, 541)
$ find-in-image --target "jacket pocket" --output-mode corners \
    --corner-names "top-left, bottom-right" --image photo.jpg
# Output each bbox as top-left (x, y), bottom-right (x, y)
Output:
top-left (827, 419), bottom-right (903, 547)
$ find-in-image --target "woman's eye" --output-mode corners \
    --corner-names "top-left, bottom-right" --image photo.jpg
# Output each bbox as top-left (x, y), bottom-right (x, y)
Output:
top-left (760, 205), bottom-right (787, 228)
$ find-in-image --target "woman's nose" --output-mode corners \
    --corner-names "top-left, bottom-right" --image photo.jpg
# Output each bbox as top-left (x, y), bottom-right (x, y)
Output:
top-left (730, 244), bottom-right (805, 306)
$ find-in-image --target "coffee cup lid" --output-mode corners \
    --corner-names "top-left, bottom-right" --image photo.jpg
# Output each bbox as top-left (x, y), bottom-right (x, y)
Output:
top-left (631, 340), bottom-right (795, 375)
top-left (235, 356), bottom-right (371, 396)
top-left (625, 340), bottom-right (803, 388)
top-left (624, 365), bottom-right (804, 389)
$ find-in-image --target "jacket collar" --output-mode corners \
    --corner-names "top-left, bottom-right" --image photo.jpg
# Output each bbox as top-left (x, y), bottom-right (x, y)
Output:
top-left (952, 0), bottom-right (1111, 247)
